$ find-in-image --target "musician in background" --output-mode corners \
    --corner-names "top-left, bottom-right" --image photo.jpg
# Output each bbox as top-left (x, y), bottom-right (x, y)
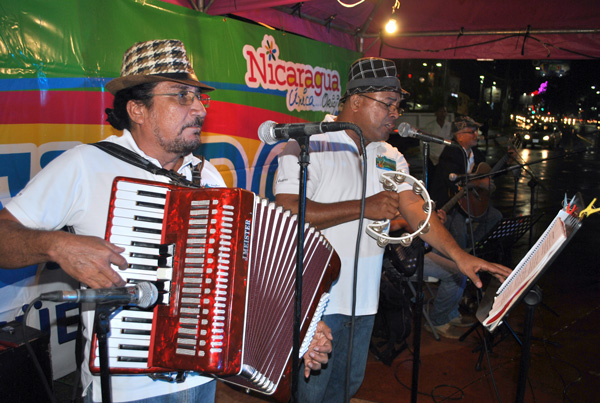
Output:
top-left (0, 39), bottom-right (331, 403)
top-left (422, 105), bottom-right (452, 178)
top-left (274, 58), bottom-right (511, 402)
top-left (430, 115), bottom-right (503, 250)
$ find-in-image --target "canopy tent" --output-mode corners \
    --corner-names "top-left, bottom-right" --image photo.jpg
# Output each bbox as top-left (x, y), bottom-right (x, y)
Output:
top-left (165, 0), bottom-right (600, 60)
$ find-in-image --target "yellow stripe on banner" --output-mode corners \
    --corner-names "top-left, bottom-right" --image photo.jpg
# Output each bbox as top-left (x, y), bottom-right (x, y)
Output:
top-left (0, 124), bottom-right (120, 145)
top-left (0, 125), bottom-right (269, 191)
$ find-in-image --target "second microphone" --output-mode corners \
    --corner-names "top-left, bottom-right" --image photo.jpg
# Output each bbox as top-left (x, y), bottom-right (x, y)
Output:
top-left (258, 120), bottom-right (357, 145)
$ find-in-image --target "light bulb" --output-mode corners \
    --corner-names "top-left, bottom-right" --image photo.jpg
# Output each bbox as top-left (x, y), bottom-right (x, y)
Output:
top-left (385, 17), bottom-right (398, 34)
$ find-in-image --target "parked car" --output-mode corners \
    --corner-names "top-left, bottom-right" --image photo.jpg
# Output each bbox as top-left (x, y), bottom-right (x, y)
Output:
top-left (520, 124), bottom-right (562, 149)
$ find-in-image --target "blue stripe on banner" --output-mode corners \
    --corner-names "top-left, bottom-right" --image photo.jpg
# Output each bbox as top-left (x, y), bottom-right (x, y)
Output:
top-left (0, 77), bottom-right (112, 91)
top-left (0, 265), bottom-right (37, 288)
top-left (203, 81), bottom-right (286, 96)
top-left (0, 77), bottom-right (286, 96)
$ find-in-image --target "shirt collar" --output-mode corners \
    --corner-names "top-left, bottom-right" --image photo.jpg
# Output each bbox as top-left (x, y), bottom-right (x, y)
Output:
top-left (121, 129), bottom-right (195, 174)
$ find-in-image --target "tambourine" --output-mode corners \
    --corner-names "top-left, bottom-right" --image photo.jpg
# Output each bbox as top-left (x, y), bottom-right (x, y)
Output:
top-left (366, 170), bottom-right (434, 248)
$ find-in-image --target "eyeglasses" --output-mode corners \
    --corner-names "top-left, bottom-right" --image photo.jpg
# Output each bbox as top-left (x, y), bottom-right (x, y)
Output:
top-left (153, 91), bottom-right (210, 107)
top-left (359, 94), bottom-right (403, 115)
top-left (459, 128), bottom-right (479, 135)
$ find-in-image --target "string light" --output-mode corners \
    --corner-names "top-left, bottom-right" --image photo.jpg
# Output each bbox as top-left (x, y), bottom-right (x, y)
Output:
top-left (385, 1), bottom-right (401, 34)
top-left (337, 0), bottom-right (366, 7)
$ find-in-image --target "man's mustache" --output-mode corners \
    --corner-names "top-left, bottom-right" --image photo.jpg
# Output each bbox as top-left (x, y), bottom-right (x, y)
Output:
top-left (180, 117), bottom-right (204, 133)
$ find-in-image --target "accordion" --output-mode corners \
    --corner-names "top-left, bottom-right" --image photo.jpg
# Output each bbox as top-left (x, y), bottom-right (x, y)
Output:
top-left (90, 177), bottom-right (340, 398)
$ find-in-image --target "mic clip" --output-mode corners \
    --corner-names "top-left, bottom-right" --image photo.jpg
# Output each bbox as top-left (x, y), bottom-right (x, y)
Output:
top-left (149, 371), bottom-right (188, 383)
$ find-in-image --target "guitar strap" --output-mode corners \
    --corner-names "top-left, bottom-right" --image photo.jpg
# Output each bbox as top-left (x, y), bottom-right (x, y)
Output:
top-left (91, 142), bottom-right (204, 188)
top-left (466, 150), bottom-right (475, 173)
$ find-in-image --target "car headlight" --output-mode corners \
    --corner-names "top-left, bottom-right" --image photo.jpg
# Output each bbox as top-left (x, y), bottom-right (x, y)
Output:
top-left (524, 134), bottom-right (531, 140)
top-left (543, 135), bottom-right (550, 141)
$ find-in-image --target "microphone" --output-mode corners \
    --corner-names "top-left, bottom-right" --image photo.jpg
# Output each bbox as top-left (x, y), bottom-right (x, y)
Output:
top-left (449, 172), bottom-right (491, 182)
top-left (258, 120), bottom-right (348, 145)
top-left (448, 173), bottom-right (470, 182)
top-left (397, 122), bottom-right (454, 146)
top-left (39, 282), bottom-right (159, 309)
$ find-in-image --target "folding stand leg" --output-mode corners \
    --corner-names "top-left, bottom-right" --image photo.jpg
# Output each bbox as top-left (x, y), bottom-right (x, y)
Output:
top-left (516, 287), bottom-right (542, 402)
top-left (95, 304), bottom-right (120, 403)
top-left (458, 321), bottom-right (479, 342)
top-left (462, 321), bottom-right (519, 371)
top-left (405, 280), bottom-right (440, 341)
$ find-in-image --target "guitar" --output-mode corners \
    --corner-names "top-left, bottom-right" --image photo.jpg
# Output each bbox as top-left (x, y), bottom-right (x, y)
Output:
top-left (443, 138), bottom-right (519, 218)
top-left (440, 163), bottom-right (489, 217)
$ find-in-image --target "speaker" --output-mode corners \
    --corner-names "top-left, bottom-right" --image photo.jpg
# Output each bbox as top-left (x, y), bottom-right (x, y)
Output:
top-left (0, 321), bottom-right (53, 402)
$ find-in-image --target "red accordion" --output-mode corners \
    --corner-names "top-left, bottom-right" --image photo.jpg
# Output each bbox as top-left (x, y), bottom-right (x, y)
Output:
top-left (89, 177), bottom-right (340, 397)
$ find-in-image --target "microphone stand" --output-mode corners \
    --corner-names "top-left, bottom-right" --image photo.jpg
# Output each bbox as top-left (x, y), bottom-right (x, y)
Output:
top-left (286, 122), bottom-right (363, 403)
top-left (291, 134), bottom-right (310, 403)
top-left (94, 303), bottom-right (121, 403)
top-left (408, 140), bottom-right (432, 403)
top-left (422, 142), bottom-right (431, 189)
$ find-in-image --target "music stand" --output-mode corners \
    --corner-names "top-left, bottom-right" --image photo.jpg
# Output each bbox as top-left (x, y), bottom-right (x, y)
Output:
top-left (459, 215), bottom-right (540, 369)
top-left (469, 214), bottom-right (543, 266)
top-left (472, 198), bottom-right (583, 402)
top-left (459, 212), bottom-right (566, 372)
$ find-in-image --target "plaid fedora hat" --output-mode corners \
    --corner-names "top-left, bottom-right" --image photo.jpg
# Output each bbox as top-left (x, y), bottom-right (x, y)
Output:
top-left (451, 115), bottom-right (482, 134)
top-left (105, 39), bottom-right (215, 95)
top-left (340, 57), bottom-right (408, 102)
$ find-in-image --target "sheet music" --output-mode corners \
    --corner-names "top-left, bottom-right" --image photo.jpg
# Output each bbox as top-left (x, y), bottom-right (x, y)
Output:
top-left (481, 209), bottom-right (574, 332)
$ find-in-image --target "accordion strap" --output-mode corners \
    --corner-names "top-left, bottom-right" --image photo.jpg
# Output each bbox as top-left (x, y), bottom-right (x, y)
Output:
top-left (91, 142), bottom-right (203, 188)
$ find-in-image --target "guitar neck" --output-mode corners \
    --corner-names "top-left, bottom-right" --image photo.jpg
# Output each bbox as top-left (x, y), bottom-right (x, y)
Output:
top-left (489, 138), bottom-right (519, 175)
top-left (440, 188), bottom-right (465, 213)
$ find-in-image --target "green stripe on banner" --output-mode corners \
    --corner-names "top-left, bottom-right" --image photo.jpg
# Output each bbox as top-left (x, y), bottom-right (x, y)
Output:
top-left (0, 0), bottom-right (360, 121)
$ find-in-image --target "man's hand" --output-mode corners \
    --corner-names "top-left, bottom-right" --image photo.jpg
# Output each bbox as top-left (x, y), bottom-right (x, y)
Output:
top-left (436, 209), bottom-right (447, 224)
top-left (0, 210), bottom-right (127, 289)
top-left (302, 321), bottom-right (333, 378)
top-left (53, 233), bottom-right (128, 288)
top-left (365, 191), bottom-right (400, 221)
top-left (455, 252), bottom-right (512, 288)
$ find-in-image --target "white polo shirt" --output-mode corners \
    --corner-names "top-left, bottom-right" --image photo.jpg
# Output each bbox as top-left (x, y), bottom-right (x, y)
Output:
top-left (6, 130), bottom-right (225, 402)
top-left (275, 116), bottom-right (411, 316)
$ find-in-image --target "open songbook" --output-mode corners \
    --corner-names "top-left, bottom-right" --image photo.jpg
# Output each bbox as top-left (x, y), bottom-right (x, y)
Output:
top-left (477, 197), bottom-right (583, 332)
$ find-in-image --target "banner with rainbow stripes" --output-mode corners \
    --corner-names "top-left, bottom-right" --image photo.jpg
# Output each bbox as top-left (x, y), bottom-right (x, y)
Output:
top-left (0, 0), bottom-right (360, 378)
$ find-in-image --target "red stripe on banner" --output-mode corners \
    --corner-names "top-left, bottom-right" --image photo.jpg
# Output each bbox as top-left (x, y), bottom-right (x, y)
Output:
top-left (0, 91), bottom-right (307, 140)
top-left (203, 102), bottom-right (306, 140)
top-left (0, 91), bottom-right (114, 125)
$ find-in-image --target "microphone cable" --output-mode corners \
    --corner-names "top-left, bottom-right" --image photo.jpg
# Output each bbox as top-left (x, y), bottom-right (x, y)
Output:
top-left (345, 125), bottom-right (367, 403)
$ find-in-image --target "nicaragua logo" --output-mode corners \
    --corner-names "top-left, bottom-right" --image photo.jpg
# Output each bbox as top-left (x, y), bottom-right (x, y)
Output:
top-left (243, 35), bottom-right (341, 113)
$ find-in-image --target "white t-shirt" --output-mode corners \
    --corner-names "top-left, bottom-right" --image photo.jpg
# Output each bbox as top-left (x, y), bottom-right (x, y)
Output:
top-left (423, 119), bottom-right (452, 165)
top-left (6, 130), bottom-right (225, 402)
top-left (274, 116), bottom-right (411, 316)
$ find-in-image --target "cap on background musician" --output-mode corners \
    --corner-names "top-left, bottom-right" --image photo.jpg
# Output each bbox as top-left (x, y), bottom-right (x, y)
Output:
top-left (0, 38), bottom-right (330, 403)
top-left (274, 57), bottom-right (511, 401)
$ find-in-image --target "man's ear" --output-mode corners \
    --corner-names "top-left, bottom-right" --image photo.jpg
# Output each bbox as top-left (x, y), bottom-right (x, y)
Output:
top-left (349, 94), bottom-right (362, 112)
top-left (127, 100), bottom-right (147, 126)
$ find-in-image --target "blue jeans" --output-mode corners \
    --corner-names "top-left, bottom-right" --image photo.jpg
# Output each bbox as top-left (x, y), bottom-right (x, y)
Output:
top-left (298, 314), bottom-right (375, 403)
top-left (83, 379), bottom-right (216, 403)
top-left (423, 254), bottom-right (467, 326)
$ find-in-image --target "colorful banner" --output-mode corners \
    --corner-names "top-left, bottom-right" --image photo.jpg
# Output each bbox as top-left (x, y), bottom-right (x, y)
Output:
top-left (0, 0), bottom-right (360, 378)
